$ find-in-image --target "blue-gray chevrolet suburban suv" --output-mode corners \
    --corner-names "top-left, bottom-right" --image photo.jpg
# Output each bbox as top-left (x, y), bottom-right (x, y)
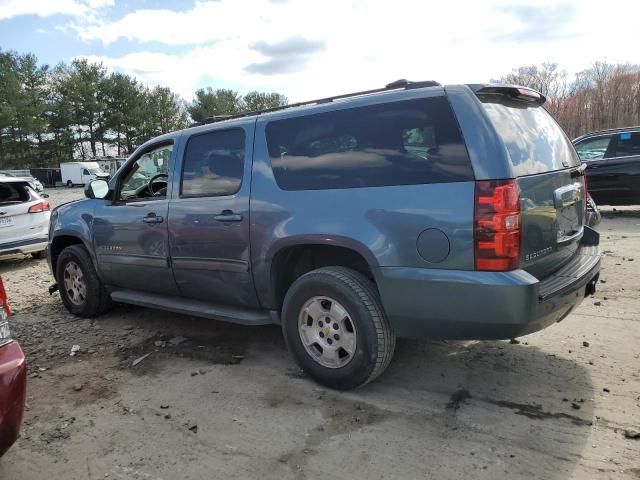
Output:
top-left (48, 80), bottom-right (601, 389)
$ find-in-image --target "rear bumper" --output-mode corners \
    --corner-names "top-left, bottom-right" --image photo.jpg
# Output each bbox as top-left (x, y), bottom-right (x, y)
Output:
top-left (0, 341), bottom-right (27, 457)
top-left (0, 236), bottom-right (48, 256)
top-left (375, 239), bottom-right (601, 340)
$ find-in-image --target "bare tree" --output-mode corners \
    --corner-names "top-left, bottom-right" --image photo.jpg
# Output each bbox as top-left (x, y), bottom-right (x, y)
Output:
top-left (496, 61), bottom-right (640, 138)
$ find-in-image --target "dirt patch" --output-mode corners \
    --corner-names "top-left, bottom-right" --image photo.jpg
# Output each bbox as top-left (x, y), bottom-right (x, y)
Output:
top-left (446, 388), bottom-right (472, 410)
top-left (118, 333), bottom-right (250, 375)
top-left (484, 398), bottom-right (593, 426)
top-left (276, 393), bottom-right (395, 479)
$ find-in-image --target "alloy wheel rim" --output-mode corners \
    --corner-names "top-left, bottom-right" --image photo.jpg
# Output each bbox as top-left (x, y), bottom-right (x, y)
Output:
top-left (63, 261), bottom-right (87, 306)
top-left (298, 296), bottom-right (357, 369)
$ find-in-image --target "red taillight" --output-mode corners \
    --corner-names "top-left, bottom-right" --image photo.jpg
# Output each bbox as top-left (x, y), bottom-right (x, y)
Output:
top-left (474, 179), bottom-right (521, 271)
top-left (28, 200), bottom-right (50, 213)
top-left (0, 277), bottom-right (10, 316)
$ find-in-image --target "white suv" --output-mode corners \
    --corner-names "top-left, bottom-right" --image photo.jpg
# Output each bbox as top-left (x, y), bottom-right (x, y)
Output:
top-left (0, 178), bottom-right (50, 259)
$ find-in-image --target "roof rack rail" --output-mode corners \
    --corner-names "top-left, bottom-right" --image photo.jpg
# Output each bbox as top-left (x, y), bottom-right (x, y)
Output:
top-left (187, 79), bottom-right (440, 128)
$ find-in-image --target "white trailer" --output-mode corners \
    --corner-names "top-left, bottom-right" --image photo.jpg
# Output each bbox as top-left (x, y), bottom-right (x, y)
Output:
top-left (60, 162), bottom-right (109, 187)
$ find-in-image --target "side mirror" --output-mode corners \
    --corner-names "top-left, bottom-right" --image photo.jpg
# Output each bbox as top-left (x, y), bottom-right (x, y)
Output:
top-left (85, 180), bottom-right (109, 199)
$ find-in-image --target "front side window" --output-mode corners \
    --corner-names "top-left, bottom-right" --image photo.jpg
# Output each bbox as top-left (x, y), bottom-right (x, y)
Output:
top-left (120, 144), bottom-right (173, 201)
top-left (181, 129), bottom-right (245, 197)
top-left (266, 97), bottom-right (473, 191)
top-left (574, 135), bottom-right (613, 162)
top-left (83, 169), bottom-right (90, 175)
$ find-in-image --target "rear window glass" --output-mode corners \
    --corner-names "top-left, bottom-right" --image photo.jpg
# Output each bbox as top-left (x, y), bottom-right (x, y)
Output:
top-left (613, 131), bottom-right (640, 157)
top-left (0, 182), bottom-right (31, 205)
top-left (481, 100), bottom-right (579, 176)
top-left (266, 97), bottom-right (473, 190)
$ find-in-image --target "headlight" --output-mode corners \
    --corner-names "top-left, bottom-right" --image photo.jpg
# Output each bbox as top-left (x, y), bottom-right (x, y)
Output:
top-left (0, 310), bottom-right (11, 347)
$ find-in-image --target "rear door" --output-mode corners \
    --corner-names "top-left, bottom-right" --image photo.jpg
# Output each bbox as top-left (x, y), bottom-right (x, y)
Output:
top-left (479, 95), bottom-right (586, 278)
top-left (168, 124), bottom-right (260, 308)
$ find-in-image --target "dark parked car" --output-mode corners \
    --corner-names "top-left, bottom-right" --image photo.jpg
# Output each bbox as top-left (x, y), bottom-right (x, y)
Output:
top-left (0, 276), bottom-right (27, 457)
top-left (573, 127), bottom-right (640, 205)
top-left (48, 81), bottom-right (600, 389)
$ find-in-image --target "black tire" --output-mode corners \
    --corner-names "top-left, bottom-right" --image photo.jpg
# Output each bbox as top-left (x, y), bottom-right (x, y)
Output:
top-left (282, 266), bottom-right (396, 390)
top-left (56, 244), bottom-right (112, 317)
top-left (66, 180), bottom-right (73, 188)
top-left (30, 250), bottom-right (46, 260)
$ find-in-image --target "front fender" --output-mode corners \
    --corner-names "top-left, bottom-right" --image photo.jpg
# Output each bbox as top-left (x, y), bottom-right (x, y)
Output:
top-left (48, 200), bottom-right (97, 274)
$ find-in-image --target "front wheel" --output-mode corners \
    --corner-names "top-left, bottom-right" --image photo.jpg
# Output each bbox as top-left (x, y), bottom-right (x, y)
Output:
top-left (282, 267), bottom-right (396, 390)
top-left (56, 244), bottom-right (112, 317)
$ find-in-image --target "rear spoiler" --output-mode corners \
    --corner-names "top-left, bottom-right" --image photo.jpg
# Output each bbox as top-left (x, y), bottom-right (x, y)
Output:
top-left (468, 84), bottom-right (546, 106)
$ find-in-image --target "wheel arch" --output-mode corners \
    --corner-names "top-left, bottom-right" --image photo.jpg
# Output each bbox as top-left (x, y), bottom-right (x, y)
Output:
top-left (265, 236), bottom-right (380, 311)
top-left (49, 234), bottom-right (94, 280)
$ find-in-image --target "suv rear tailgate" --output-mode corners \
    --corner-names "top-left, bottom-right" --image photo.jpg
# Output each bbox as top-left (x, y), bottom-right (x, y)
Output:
top-left (479, 91), bottom-right (587, 279)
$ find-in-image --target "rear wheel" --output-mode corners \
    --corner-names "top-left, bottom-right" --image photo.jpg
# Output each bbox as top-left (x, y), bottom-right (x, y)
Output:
top-left (282, 267), bottom-right (395, 390)
top-left (56, 244), bottom-right (112, 317)
top-left (30, 251), bottom-right (46, 260)
top-left (66, 180), bottom-right (73, 188)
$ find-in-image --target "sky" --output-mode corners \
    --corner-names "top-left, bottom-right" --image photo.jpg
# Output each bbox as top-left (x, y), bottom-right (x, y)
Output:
top-left (0, 0), bottom-right (638, 102)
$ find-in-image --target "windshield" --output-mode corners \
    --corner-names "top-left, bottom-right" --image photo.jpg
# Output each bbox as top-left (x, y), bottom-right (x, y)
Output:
top-left (88, 168), bottom-right (102, 174)
top-left (481, 99), bottom-right (580, 176)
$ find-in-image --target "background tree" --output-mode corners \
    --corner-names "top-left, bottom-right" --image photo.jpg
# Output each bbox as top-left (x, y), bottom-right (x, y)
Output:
top-left (243, 91), bottom-right (288, 112)
top-left (0, 47), bottom-right (285, 170)
top-left (496, 61), bottom-right (640, 138)
top-left (61, 59), bottom-right (108, 158)
top-left (188, 88), bottom-right (243, 121)
top-left (102, 72), bottom-right (143, 156)
top-left (141, 86), bottom-right (189, 140)
top-left (187, 88), bottom-right (288, 121)
top-left (0, 50), bottom-right (21, 165)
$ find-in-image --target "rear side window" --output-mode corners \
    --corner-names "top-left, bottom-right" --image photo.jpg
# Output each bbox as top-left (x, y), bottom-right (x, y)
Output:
top-left (481, 100), bottom-right (580, 176)
top-left (574, 135), bottom-right (613, 162)
top-left (266, 97), bottom-right (472, 190)
top-left (0, 182), bottom-right (31, 205)
top-left (612, 131), bottom-right (640, 158)
top-left (181, 129), bottom-right (245, 197)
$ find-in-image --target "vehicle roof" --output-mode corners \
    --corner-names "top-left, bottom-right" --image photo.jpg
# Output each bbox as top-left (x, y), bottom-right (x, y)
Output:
top-left (573, 126), bottom-right (640, 142)
top-left (179, 82), bottom-right (452, 138)
top-left (0, 176), bottom-right (32, 184)
top-left (60, 161), bottom-right (100, 165)
top-left (135, 80), bottom-right (541, 150)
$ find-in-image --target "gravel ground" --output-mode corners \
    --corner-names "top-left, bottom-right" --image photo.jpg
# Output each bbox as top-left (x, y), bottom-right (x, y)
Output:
top-left (0, 187), bottom-right (638, 479)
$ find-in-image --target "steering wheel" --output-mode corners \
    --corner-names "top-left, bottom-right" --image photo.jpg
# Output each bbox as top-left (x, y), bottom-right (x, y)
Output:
top-left (147, 173), bottom-right (169, 196)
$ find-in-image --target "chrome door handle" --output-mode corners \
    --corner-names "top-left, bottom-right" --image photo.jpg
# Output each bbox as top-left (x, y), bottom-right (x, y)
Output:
top-left (142, 213), bottom-right (164, 224)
